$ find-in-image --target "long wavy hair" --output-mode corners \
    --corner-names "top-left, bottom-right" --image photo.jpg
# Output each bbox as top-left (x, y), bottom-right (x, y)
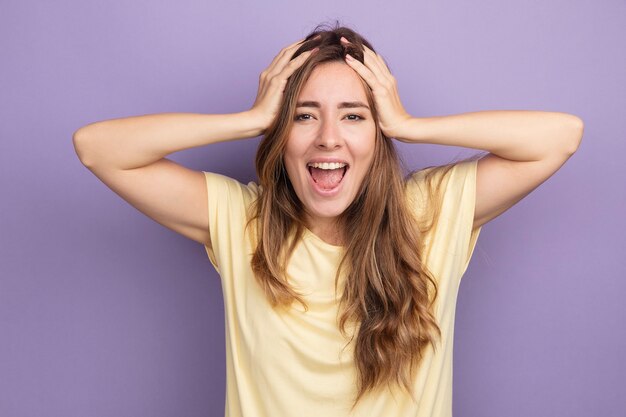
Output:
top-left (248, 22), bottom-right (463, 410)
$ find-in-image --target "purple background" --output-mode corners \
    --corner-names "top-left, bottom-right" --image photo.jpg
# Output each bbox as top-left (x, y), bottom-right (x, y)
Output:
top-left (2, 0), bottom-right (624, 416)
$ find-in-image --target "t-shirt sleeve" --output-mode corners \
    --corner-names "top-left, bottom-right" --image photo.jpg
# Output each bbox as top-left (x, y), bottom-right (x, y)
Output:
top-left (202, 171), bottom-right (259, 276)
top-left (406, 159), bottom-right (483, 279)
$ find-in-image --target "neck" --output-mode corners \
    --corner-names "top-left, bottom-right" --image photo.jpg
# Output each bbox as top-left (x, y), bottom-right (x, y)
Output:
top-left (305, 216), bottom-right (345, 246)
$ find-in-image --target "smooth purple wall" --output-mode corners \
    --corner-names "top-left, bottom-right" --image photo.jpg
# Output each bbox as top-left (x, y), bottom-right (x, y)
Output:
top-left (2, 1), bottom-right (624, 416)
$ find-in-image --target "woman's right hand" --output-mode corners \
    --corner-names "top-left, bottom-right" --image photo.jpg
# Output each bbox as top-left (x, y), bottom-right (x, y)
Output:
top-left (248, 36), bottom-right (320, 133)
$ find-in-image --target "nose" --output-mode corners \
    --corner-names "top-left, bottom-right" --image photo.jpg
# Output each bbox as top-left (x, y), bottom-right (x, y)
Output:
top-left (315, 119), bottom-right (343, 150)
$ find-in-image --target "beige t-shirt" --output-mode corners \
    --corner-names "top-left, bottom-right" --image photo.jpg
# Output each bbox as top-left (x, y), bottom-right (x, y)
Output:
top-left (203, 159), bottom-right (482, 417)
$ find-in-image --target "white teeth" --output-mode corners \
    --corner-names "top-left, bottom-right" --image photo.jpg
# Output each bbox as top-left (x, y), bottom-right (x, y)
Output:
top-left (307, 162), bottom-right (347, 170)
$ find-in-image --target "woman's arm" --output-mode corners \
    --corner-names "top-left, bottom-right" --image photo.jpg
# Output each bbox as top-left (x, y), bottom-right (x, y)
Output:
top-left (340, 39), bottom-right (585, 230)
top-left (73, 36), bottom-right (320, 169)
top-left (391, 110), bottom-right (585, 229)
top-left (73, 111), bottom-right (265, 170)
top-left (394, 110), bottom-right (584, 229)
top-left (392, 110), bottom-right (584, 229)
top-left (71, 111), bottom-right (265, 247)
top-left (339, 37), bottom-right (583, 161)
top-left (389, 110), bottom-right (583, 162)
top-left (72, 37), bottom-right (317, 246)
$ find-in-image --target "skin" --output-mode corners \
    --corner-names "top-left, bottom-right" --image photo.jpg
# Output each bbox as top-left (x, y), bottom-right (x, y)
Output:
top-left (283, 61), bottom-right (377, 245)
top-left (73, 34), bottom-right (583, 252)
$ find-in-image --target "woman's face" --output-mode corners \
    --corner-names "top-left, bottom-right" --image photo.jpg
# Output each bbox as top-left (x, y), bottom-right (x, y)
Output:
top-left (284, 61), bottom-right (377, 228)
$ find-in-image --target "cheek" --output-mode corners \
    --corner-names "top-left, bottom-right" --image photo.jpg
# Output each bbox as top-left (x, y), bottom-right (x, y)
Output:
top-left (284, 134), bottom-right (306, 157)
top-left (284, 134), bottom-right (311, 168)
top-left (352, 132), bottom-right (377, 161)
top-left (283, 157), bottom-right (297, 181)
top-left (363, 138), bottom-right (376, 156)
top-left (282, 151), bottom-right (303, 186)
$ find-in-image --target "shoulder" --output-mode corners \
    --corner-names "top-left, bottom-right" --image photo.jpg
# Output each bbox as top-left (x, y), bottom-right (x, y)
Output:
top-left (404, 158), bottom-right (480, 224)
top-left (202, 171), bottom-right (261, 232)
top-left (405, 158), bottom-right (479, 196)
top-left (202, 171), bottom-right (261, 203)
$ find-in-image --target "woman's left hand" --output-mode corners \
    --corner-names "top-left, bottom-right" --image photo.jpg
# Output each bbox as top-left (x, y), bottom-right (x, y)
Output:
top-left (341, 37), bottom-right (412, 140)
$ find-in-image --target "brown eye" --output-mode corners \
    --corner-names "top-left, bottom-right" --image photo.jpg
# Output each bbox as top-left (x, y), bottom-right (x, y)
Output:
top-left (346, 114), bottom-right (364, 121)
top-left (295, 113), bottom-right (312, 121)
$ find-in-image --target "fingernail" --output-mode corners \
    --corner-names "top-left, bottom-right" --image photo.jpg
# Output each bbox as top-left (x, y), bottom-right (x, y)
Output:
top-left (345, 53), bottom-right (354, 60)
top-left (311, 47), bottom-right (320, 53)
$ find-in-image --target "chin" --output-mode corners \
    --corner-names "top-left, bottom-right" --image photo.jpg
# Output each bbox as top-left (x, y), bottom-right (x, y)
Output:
top-left (305, 199), bottom-right (351, 221)
top-left (310, 208), bottom-right (345, 220)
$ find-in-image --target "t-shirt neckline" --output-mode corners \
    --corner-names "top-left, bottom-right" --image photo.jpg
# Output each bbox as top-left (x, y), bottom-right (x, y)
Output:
top-left (302, 227), bottom-right (345, 250)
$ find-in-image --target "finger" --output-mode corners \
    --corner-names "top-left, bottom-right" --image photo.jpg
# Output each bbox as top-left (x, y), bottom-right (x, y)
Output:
top-left (343, 39), bottom-right (390, 76)
top-left (262, 48), bottom-right (317, 98)
top-left (264, 37), bottom-right (312, 76)
top-left (340, 37), bottom-right (391, 83)
top-left (266, 39), bottom-right (306, 70)
top-left (363, 45), bottom-right (393, 78)
top-left (266, 36), bottom-right (319, 77)
top-left (278, 48), bottom-right (318, 80)
top-left (360, 46), bottom-right (394, 84)
top-left (257, 48), bottom-right (316, 106)
top-left (344, 53), bottom-right (384, 93)
top-left (278, 34), bottom-right (320, 61)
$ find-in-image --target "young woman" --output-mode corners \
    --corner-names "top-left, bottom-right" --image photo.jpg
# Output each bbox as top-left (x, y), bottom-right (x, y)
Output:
top-left (73, 24), bottom-right (583, 417)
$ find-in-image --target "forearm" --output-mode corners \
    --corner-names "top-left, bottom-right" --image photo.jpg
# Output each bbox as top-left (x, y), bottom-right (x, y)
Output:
top-left (394, 110), bottom-right (584, 161)
top-left (73, 111), bottom-right (265, 170)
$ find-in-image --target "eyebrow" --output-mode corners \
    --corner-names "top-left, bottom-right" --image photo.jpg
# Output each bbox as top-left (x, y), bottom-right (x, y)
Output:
top-left (296, 100), bottom-right (370, 110)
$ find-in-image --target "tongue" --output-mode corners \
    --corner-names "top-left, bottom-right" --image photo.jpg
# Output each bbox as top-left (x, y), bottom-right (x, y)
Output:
top-left (310, 167), bottom-right (344, 190)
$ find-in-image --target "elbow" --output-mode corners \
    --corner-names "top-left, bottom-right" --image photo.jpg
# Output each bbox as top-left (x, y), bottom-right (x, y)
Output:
top-left (563, 114), bottom-right (584, 156)
top-left (72, 126), bottom-right (98, 168)
top-left (72, 128), bottom-right (88, 164)
top-left (72, 127), bottom-right (85, 149)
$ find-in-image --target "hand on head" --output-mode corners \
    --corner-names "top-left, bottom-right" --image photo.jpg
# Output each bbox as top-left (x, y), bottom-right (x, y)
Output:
top-left (249, 31), bottom-right (413, 140)
top-left (249, 35), bottom-right (321, 133)
top-left (339, 37), bottom-right (412, 140)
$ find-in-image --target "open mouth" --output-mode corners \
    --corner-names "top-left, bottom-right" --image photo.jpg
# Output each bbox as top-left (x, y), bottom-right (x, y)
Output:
top-left (307, 162), bottom-right (349, 190)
